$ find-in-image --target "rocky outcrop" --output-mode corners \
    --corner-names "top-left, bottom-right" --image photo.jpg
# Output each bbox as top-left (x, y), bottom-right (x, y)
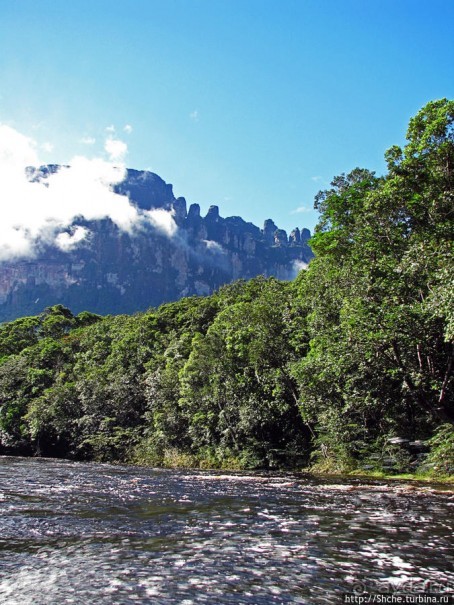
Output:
top-left (0, 168), bottom-right (313, 321)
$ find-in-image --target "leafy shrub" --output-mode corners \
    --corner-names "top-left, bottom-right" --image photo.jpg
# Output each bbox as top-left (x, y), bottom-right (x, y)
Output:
top-left (423, 424), bottom-right (454, 475)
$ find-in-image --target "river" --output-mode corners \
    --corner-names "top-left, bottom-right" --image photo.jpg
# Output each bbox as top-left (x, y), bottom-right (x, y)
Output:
top-left (0, 457), bottom-right (453, 604)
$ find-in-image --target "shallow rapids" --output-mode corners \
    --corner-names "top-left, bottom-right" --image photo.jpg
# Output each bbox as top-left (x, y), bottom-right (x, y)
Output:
top-left (0, 457), bottom-right (452, 604)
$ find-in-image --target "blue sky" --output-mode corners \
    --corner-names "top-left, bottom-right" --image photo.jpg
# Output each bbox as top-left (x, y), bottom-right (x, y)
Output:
top-left (0, 0), bottom-right (452, 235)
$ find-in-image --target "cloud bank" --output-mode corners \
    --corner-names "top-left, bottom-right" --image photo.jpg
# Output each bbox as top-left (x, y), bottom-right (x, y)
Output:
top-left (0, 124), bottom-right (177, 261)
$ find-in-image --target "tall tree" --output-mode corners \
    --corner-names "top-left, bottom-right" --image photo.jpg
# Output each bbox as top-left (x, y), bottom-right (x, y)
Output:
top-left (292, 99), bottom-right (453, 469)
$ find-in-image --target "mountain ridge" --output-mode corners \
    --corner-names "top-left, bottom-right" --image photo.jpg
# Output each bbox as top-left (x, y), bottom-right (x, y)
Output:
top-left (0, 167), bottom-right (313, 322)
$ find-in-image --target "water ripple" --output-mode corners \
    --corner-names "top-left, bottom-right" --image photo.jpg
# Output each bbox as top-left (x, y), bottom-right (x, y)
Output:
top-left (0, 457), bottom-right (452, 604)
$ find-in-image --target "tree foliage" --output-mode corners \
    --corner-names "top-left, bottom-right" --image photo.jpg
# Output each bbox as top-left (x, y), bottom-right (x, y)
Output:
top-left (0, 100), bottom-right (452, 474)
top-left (291, 98), bottom-right (453, 470)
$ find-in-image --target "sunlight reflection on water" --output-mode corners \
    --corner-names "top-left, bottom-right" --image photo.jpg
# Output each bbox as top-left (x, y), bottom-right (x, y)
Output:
top-left (0, 457), bottom-right (453, 604)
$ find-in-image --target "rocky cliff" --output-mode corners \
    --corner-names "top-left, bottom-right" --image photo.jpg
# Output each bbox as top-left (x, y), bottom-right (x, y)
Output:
top-left (0, 168), bottom-right (313, 321)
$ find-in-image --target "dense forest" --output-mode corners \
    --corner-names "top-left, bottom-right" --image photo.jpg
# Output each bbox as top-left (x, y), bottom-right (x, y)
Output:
top-left (0, 99), bottom-right (452, 476)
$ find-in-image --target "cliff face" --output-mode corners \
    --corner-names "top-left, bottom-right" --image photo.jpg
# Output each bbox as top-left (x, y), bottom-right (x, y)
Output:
top-left (0, 168), bottom-right (313, 321)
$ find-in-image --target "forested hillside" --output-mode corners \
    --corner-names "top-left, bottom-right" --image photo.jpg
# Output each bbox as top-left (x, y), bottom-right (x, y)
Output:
top-left (0, 99), bottom-right (452, 475)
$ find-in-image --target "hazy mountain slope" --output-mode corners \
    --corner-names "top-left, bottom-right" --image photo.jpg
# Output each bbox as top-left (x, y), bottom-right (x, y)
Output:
top-left (0, 167), bottom-right (312, 321)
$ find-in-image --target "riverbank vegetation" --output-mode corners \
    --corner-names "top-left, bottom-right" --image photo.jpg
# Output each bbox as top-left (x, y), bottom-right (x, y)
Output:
top-left (0, 99), bottom-right (453, 477)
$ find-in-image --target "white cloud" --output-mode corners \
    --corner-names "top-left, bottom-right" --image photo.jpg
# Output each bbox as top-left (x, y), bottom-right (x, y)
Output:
top-left (203, 240), bottom-right (225, 254)
top-left (123, 124), bottom-right (133, 134)
top-left (0, 124), bottom-right (38, 167)
top-left (45, 155), bottom-right (136, 231)
top-left (145, 208), bottom-right (177, 237)
top-left (291, 205), bottom-right (312, 214)
top-left (41, 141), bottom-right (54, 153)
top-left (189, 110), bottom-right (199, 122)
top-left (105, 125), bottom-right (116, 134)
top-left (104, 138), bottom-right (128, 162)
top-left (311, 175), bottom-right (322, 182)
top-left (55, 226), bottom-right (89, 251)
top-left (80, 136), bottom-right (96, 145)
top-left (293, 260), bottom-right (308, 273)
top-left (0, 123), bottom-right (179, 262)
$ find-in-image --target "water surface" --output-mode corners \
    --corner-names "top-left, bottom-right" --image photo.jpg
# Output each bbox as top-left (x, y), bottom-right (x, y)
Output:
top-left (0, 457), bottom-right (453, 604)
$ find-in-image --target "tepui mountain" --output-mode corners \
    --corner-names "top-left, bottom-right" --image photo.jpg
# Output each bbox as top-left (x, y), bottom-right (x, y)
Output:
top-left (0, 166), bottom-right (313, 322)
